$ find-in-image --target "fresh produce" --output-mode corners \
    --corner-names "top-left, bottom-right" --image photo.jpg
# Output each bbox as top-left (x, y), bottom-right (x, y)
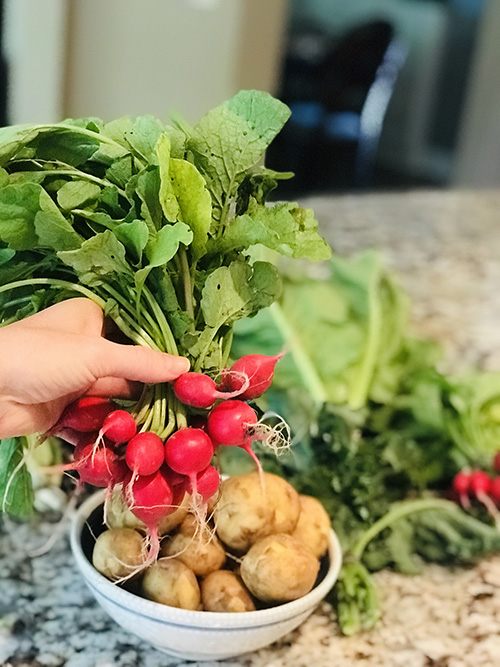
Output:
top-left (222, 352), bottom-right (284, 400)
top-left (125, 431), bottom-right (165, 476)
top-left (141, 558), bottom-right (201, 610)
top-left (172, 370), bottom-right (250, 408)
top-left (230, 251), bottom-right (500, 635)
top-left (91, 471), bottom-right (333, 612)
top-left (0, 90), bottom-right (329, 545)
top-left (291, 494), bottom-right (331, 559)
top-left (105, 483), bottom-right (188, 535)
top-left (213, 471), bottom-right (301, 552)
top-left (200, 570), bottom-right (256, 613)
top-left (56, 396), bottom-right (117, 433)
top-left (160, 514), bottom-right (226, 576)
top-left (240, 533), bottom-right (320, 602)
top-left (92, 527), bottom-right (145, 581)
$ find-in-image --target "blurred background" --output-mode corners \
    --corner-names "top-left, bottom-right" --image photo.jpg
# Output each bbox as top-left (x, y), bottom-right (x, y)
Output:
top-left (0, 0), bottom-right (498, 195)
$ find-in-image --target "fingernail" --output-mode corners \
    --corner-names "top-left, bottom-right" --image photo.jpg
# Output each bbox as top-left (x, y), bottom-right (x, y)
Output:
top-left (171, 355), bottom-right (190, 374)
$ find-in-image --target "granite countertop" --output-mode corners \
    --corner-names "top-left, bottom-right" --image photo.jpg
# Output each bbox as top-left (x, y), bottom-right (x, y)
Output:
top-left (2, 188), bottom-right (500, 667)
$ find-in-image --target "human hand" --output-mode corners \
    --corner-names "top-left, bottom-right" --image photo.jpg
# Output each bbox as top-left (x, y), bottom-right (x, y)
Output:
top-left (0, 298), bottom-right (190, 438)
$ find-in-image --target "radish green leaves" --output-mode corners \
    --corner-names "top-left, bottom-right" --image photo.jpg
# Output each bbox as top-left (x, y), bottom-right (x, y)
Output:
top-left (0, 90), bottom-right (330, 517)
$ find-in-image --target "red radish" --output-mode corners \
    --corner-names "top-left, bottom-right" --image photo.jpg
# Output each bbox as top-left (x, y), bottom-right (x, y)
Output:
top-left (469, 470), bottom-right (491, 496)
top-left (494, 451), bottom-right (500, 473)
top-left (99, 410), bottom-right (137, 444)
top-left (186, 464), bottom-right (220, 502)
top-left (57, 397), bottom-right (116, 432)
top-left (223, 353), bottom-right (284, 400)
top-left (164, 428), bottom-right (214, 476)
top-left (452, 470), bottom-right (471, 508)
top-left (206, 400), bottom-right (258, 447)
top-left (126, 469), bottom-right (175, 565)
top-left (125, 432), bottom-right (164, 476)
top-left (162, 465), bottom-right (188, 489)
top-left (74, 440), bottom-right (127, 488)
top-left (172, 371), bottom-right (249, 408)
top-left (469, 470), bottom-right (500, 525)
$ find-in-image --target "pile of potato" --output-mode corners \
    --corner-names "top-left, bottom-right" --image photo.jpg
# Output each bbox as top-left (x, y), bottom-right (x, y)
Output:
top-left (91, 471), bottom-right (332, 612)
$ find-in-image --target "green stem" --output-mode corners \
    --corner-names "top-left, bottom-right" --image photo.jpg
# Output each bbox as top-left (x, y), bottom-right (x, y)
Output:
top-left (350, 497), bottom-right (464, 561)
top-left (96, 284), bottom-right (160, 350)
top-left (348, 260), bottom-right (383, 410)
top-left (179, 248), bottom-right (194, 321)
top-left (0, 278), bottom-right (107, 307)
top-left (221, 328), bottom-right (234, 367)
top-left (141, 285), bottom-right (178, 355)
top-left (269, 301), bottom-right (328, 405)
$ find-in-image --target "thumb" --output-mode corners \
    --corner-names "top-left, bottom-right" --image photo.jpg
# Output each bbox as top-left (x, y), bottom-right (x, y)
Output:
top-left (92, 339), bottom-right (190, 384)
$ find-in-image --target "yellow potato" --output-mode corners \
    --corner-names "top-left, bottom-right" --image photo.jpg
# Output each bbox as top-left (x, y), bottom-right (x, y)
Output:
top-left (240, 533), bottom-right (319, 602)
top-left (160, 514), bottom-right (226, 576)
top-left (214, 472), bottom-right (301, 552)
top-left (201, 570), bottom-right (256, 612)
top-left (92, 527), bottom-right (145, 581)
top-left (141, 558), bottom-right (201, 610)
top-left (292, 495), bottom-right (331, 558)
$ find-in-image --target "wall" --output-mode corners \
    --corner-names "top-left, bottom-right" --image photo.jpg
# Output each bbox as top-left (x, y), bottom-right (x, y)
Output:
top-left (2, 0), bottom-right (289, 126)
top-left (3, 0), bottom-right (68, 123)
top-left (63, 0), bottom-right (288, 124)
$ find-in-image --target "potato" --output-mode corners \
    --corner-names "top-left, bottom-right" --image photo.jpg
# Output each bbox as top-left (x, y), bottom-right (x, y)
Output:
top-left (292, 495), bottom-right (331, 558)
top-left (92, 527), bottom-right (145, 581)
top-left (240, 533), bottom-right (319, 602)
top-left (214, 472), bottom-right (301, 552)
top-left (141, 558), bottom-right (201, 610)
top-left (201, 570), bottom-right (256, 612)
top-left (105, 484), bottom-right (189, 535)
top-left (160, 514), bottom-right (226, 576)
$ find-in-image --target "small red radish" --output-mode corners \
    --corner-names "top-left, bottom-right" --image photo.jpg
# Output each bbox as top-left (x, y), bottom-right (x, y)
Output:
top-left (186, 464), bottom-right (220, 502)
top-left (126, 469), bottom-right (175, 565)
top-left (162, 465), bottom-right (188, 489)
top-left (99, 410), bottom-right (137, 445)
top-left (452, 470), bottom-right (471, 508)
top-left (206, 400), bottom-right (258, 447)
top-left (172, 371), bottom-right (249, 409)
top-left (223, 353), bottom-right (284, 400)
top-left (74, 440), bottom-right (127, 488)
top-left (125, 432), bottom-right (165, 476)
top-left (164, 428), bottom-right (214, 476)
top-left (469, 470), bottom-right (491, 496)
top-left (57, 397), bottom-right (116, 432)
top-left (469, 469), bottom-right (500, 525)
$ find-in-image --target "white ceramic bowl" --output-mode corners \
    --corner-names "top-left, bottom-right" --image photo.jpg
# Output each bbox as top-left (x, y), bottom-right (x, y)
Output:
top-left (70, 490), bottom-right (342, 661)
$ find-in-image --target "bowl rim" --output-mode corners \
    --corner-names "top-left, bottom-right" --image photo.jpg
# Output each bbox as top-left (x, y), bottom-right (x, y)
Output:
top-left (70, 489), bottom-right (342, 629)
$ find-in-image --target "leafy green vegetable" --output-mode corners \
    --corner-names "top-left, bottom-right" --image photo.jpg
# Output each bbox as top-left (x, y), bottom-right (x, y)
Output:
top-left (232, 249), bottom-right (431, 409)
top-left (230, 248), bottom-right (500, 635)
top-left (0, 438), bottom-right (34, 518)
top-left (0, 90), bottom-right (330, 516)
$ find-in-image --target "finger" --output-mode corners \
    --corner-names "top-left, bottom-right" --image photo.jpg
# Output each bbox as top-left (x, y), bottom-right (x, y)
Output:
top-left (16, 298), bottom-right (104, 336)
top-left (93, 340), bottom-right (190, 384)
top-left (85, 377), bottom-right (142, 399)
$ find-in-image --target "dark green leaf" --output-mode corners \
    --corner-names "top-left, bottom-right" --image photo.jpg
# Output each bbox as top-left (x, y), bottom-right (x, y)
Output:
top-left (0, 438), bottom-right (34, 518)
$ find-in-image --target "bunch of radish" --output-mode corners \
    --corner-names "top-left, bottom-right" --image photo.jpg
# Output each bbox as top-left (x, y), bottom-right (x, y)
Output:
top-left (451, 451), bottom-right (500, 527)
top-left (54, 352), bottom-right (284, 567)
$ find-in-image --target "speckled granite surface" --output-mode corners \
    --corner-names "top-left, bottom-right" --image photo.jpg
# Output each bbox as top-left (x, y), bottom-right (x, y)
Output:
top-left (2, 188), bottom-right (500, 667)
